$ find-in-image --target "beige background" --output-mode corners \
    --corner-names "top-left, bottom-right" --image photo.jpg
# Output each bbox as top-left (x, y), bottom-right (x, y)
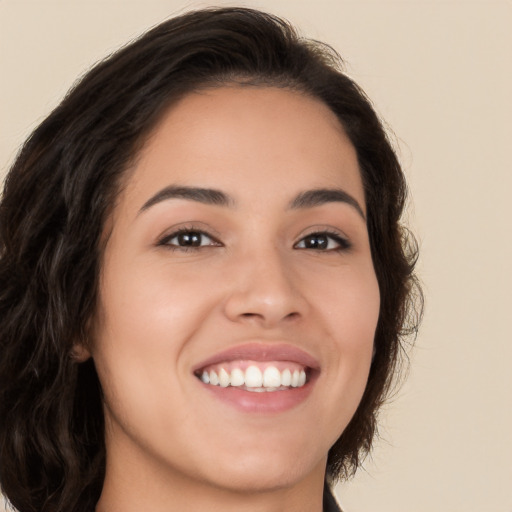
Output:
top-left (1, 1), bottom-right (511, 511)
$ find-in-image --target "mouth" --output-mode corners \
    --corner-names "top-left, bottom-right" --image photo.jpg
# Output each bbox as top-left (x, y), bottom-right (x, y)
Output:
top-left (193, 343), bottom-right (319, 412)
top-left (195, 360), bottom-right (310, 392)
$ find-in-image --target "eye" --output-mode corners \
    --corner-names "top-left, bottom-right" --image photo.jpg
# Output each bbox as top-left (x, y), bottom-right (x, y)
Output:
top-left (158, 229), bottom-right (221, 250)
top-left (294, 232), bottom-right (350, 251)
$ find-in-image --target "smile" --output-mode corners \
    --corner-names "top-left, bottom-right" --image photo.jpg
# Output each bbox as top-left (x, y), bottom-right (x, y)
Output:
top-left (196, 361), bottom-right (308, 391)
top-left (193, 343), bottom-right (319, 412)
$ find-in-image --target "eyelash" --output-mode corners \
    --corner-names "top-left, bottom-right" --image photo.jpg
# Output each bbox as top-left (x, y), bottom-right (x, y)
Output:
top-left (157, 228), bottom-right (351, 253)
top-left (293, 230), bottom-right (351, 252)
top-left (157, 227), bottom-right (222, 252)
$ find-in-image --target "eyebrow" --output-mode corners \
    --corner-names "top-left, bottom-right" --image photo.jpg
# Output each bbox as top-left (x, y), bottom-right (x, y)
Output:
top-left (289, 188), bottom-right (366, 220)
top-left (139, 186), bottom-right (233, 212)
top-left (139, 185), bottom-right (365, 220)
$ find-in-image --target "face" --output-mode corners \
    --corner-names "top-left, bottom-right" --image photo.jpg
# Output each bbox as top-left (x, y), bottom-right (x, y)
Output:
top-left (89, 86), bottom-right (380, 497)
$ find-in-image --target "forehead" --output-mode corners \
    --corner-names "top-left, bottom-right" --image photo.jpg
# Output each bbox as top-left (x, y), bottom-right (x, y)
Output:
top-left (119, 86), bottom-right (364, 217)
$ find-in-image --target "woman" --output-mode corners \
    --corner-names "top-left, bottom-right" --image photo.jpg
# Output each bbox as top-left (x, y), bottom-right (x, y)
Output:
top-left (0, 7), bottom-right (421, 512)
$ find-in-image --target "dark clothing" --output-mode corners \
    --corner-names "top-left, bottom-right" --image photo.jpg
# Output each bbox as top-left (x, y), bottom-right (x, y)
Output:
top-left (323, 484), bottom-right (343, 512)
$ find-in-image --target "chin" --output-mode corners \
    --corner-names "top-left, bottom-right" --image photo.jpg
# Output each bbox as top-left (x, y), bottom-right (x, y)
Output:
top-left (193, 447), bottom-right (327, 494)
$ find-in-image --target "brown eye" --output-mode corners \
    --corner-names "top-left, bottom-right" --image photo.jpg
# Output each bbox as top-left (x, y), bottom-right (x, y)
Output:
top-left (301, 234), bottom-right (329, 250)
top-left (175, 232), bottom-right (203, 247)
top-left (160, 230), bottom-right (220, 249)
top-left (294, 232), bottom-right (350, 251)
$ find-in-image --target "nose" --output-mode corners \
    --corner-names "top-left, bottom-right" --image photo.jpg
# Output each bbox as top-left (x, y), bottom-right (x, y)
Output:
top-left (222, 249), bottom-right (308, 328)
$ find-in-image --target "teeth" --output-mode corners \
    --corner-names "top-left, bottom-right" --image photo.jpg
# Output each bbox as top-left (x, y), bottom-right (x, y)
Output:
top-left (209, 370), bottom-right (219, 386)
top-left (281, 369), bottom-right (291, 386)
top-left (263, 366), bottom-right (281, 387)
top-left (230, 368), bottom-right (245, 386)
top-left (219, 368), bottom-right (230, 387)
top-left (291, 370), bottom-right (300, 387)
top-left (198, 364), bottom-right (308, 390)
top-left (245, 366), bottom-right (263, 387)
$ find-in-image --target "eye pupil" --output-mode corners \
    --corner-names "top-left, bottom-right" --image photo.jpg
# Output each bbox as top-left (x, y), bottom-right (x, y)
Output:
top-left (177, 232), bottom-right (202, 246)
top-left (304, 235), bottom-right (328, 249)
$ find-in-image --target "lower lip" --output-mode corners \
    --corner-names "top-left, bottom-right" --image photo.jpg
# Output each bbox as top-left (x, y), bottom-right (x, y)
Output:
top-left (198, 376), bottom-right (317, 413)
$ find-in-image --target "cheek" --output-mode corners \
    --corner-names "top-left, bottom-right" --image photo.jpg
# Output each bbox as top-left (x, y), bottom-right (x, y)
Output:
top-left (318, 260), bottom-right (380, 345)
top-left (98, 256), bottom-right (218, 340)
top-left (292, 263), bottom-right (379, 449)
top-left (317, 262), bottom-right (380, 395)
top-left (91, 256), bottom-right (226, 402)
top-left (89, 265), bottom-right (206, 447)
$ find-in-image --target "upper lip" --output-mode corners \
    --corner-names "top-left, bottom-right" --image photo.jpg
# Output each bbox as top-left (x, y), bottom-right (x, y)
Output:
top-left (192, 342), bottom-right (320, 372)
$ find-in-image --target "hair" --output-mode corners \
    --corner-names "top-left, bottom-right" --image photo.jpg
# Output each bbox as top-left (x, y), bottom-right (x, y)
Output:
top-left (0, 7), bottom-right (422, 512)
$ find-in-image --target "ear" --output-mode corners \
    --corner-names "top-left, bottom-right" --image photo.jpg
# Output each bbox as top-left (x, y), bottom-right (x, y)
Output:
top-left (71, 316), bottom-right (96, 362)
top-left (71, 342), bottom-right (92, 362)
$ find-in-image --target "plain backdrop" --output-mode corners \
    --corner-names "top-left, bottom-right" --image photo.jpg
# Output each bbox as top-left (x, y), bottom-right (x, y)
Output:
top-left (1, 1), bottom-right (511, 511)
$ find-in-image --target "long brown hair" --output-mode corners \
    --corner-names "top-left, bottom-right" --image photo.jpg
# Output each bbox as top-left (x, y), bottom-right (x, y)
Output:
top-left (0, 7), bottom-right (422, 512)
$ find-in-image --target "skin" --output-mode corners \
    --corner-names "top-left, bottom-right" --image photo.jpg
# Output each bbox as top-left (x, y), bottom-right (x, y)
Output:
top-left (85, 86), bottom-right (380, 512)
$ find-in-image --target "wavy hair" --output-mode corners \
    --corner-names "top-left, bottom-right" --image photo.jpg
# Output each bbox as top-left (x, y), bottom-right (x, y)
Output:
top-left (0, 7), bottom-right (422, 512)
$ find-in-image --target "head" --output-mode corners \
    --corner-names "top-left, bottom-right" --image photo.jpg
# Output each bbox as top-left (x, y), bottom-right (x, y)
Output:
top-left (0, 7), bottom-right (421, 512)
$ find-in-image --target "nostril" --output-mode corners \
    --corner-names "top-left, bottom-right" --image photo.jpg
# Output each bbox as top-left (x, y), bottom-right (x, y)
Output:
top-left (223, 284), bottom-right (307, 326)
top-left (238, 311), bottom-right (300, 321)
top-left (234, 311), bottom-right (302, 329)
